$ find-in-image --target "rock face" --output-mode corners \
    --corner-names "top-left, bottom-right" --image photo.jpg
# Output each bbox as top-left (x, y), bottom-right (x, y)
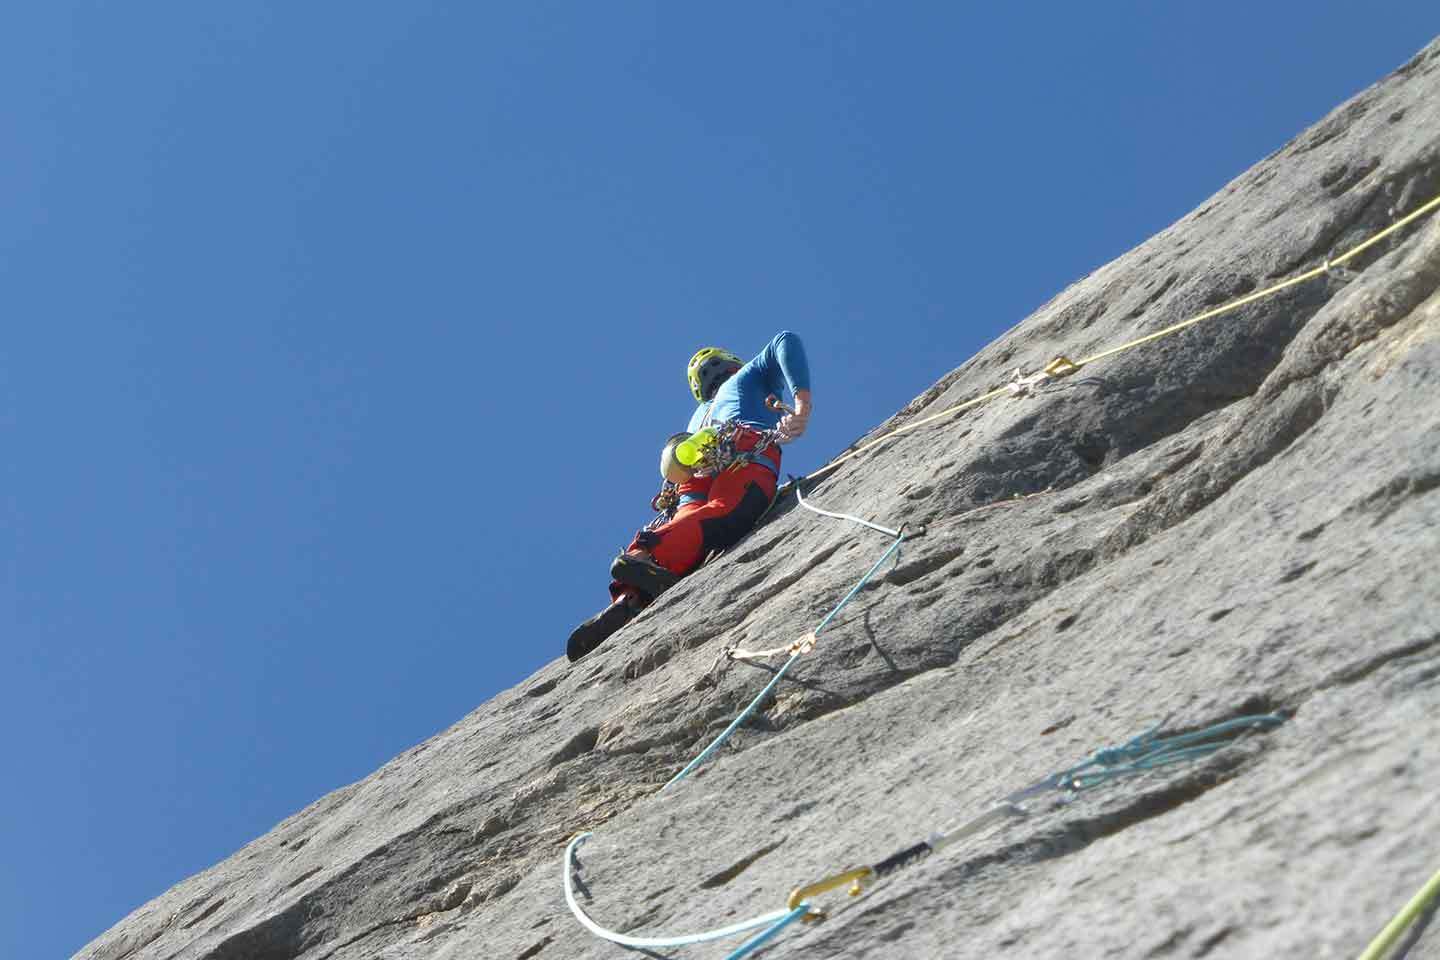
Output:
top-left (81, 39), bottom-right (1440, 960)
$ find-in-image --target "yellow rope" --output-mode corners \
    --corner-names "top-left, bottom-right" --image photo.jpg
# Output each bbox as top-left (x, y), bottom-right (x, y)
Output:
top-left (804, 384), bottom-right (1012, 483)
top-left (1072, 268), bottom-right (1322, 369)
top-left (800, 191), bottom-right (1440, 487)
top-left (1357, 864), bottom-right (1440, 960)
top-left (922, 488), bottom-right (1054, 533)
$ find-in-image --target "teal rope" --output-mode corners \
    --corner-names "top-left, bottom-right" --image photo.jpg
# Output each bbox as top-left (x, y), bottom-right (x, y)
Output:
top-left (740, 717), bottom-right (1287, 950)
top-left (815, 532), bottom-right (906, 634)
top-left (1052, 714), bottom-right (1286, 791)
top-left (724, 904), bottom-right (811, 959)
top-left (568, 527), bottom-right (905, 955)
top-left (663, 533), bottom-right (906, 791)
top-left (662, 650), bottom-right (805, 790)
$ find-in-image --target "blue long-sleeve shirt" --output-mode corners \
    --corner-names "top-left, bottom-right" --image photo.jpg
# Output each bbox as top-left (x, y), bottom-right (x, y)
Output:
top-left (687, 331), bottom-right (811, 433)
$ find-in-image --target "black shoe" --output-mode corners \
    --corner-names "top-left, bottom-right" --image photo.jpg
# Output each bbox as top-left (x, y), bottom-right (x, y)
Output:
top-left (610, 552), bottom-right (681, 600)
top-left (566, 601), bottom-right (636, 662)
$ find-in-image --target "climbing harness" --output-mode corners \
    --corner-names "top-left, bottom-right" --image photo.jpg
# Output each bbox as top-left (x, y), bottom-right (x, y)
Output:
top-left (648, 418), bottom-right (782, 527)
top-left (564, 189), bottom-right (1440, 957)
top-left (689, 421), bottom-right (781, 480)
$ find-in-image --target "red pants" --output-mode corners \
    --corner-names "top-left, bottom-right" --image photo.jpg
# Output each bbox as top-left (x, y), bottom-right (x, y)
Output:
top-left (611, 439), bottom-right (779, 601)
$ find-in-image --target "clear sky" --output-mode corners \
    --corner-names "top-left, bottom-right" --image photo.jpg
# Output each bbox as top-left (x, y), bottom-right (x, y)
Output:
top-left (4, 5), bottom-right (1436, 957)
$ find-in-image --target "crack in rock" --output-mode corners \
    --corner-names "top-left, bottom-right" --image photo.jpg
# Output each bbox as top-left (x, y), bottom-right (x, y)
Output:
top-left (697, 838), bottom-right (787, 889)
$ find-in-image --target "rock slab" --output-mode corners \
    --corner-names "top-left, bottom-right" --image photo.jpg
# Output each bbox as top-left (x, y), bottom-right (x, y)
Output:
top-left (80, 37), bottom-right (1440, 960)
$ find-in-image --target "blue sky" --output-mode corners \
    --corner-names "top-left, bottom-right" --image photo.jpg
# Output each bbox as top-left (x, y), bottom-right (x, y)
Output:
top-left (3, 5), bottom-right (1436, 957)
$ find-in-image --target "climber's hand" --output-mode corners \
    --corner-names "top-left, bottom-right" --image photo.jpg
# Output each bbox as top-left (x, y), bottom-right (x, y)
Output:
top-left (776, 390), bottom-right (812, 443)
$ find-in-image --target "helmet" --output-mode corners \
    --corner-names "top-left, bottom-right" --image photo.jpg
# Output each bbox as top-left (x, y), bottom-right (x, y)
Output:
top-left (687, 347), bottom-right (743, 403)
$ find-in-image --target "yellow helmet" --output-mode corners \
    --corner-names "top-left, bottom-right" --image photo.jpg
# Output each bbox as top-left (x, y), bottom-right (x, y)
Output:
top-left (687, 347), bottom-right (742, 403)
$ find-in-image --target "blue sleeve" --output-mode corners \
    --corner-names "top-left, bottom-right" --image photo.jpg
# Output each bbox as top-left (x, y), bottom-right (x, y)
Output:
top-left (698, 332), bottom-right (811, 430)
top-left (752, 330), bottom-right (811, 396)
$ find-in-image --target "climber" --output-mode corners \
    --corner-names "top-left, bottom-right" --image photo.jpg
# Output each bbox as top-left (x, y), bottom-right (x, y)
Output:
top-left (566, 332), bottom-right (813, 662)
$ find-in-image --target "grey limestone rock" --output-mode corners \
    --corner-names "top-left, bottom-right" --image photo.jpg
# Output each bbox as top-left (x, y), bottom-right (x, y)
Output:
top-left (80, 36), bottom-right (1440, 960)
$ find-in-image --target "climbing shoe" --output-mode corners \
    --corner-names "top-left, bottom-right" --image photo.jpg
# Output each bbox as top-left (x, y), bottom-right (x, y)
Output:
top-left (566, 600), bottom-right (636, 662)
top-left (610, 552), bottom-right (681, 601)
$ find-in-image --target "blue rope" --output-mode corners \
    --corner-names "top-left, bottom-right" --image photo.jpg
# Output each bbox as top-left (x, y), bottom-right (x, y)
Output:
top-left (724, 904), bottom-right (811, 960)
top-left (663, 650), bottom-right (805, 790)
top-left (1048, 714), bottom-right (1286, 792)
top-left (569, 527), bottom-right (905, 954)
top-left (718, 716), bottom-right (1287, 956)
top-left (815, 533), bottom-right (906, 634)
top-left (662, 533), bottom-right (905, 791)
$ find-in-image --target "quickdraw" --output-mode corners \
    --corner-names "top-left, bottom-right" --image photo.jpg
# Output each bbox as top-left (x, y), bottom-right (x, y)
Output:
top-left (786, 803), bottom-right (1025, 922)
top-left (785, 715), bottom-right (1285, 923)
top-left (650, 482), bottom-right (681, 518)
top-left (691, 420), bottom-right (780, 478)
top-left (1008, 354), bottom-right (1081, 397)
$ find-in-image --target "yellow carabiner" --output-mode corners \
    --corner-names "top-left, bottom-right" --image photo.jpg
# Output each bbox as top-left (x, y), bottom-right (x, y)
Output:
top-left (787, 866), bottom-right (874, 922)
top-left (1043, 355), bottom-right (1081, 378)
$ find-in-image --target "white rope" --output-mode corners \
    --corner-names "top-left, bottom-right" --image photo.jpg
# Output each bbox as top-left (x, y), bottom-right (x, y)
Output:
top-left (793, 484), bottom-right (902, 537)
top-left (728, 631), bottom-right (817, 663)
top-left (727, 643), bottom-right (793, 661)
top-left (1007, 366), bottom-right (1052, 397)
top-left (930, 802), bottom-right (1027, 856)
top-left (563, 834), bottom-right (793, 948)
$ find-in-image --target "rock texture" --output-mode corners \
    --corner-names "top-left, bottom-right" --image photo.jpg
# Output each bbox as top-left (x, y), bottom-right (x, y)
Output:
top-left (81, 39), bottom-right (1440, 960)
